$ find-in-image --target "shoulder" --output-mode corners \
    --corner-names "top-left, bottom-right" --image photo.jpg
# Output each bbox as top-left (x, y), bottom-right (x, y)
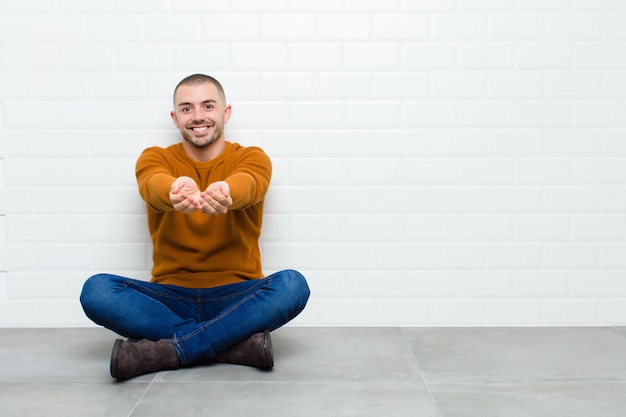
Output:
top-left (227, 142), bottom-right (270, 163)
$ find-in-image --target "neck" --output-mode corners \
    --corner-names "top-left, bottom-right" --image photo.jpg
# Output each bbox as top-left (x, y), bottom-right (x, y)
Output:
top-left (182, 138), bottom-right (226, 162)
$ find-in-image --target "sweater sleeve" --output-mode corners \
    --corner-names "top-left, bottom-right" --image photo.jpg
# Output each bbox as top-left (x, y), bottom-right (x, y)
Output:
top-left (227, 147), bottom-right (272, 210)
top-left (135, 147), bottom-right (177, 212)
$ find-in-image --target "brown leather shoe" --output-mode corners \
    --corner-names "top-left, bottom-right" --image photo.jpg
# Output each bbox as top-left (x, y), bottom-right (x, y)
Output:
top-left (213, 330), bottom-right (274, 369)
top-left (110, 338), bottom-right (180, 380)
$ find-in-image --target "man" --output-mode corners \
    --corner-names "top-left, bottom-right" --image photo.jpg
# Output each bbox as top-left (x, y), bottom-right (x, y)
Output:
top-left (80, 74), bottom-right (310, 380)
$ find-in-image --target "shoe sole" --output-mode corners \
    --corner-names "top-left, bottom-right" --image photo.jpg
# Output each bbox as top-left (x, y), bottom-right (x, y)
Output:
top-left (110, 339), bottom-right (123, 379)
top-left (263, 329), bottom-right (274, 369)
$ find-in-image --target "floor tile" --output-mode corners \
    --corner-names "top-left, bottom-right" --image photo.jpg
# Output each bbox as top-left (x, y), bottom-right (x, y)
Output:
top-left (0, 328), bottom-right (153, 383)
top-left (430, 382), bottom-right (626, 417)
top-left (0, 382), bottom-right (149, 417)
top-left (130, 381), bottom-right (440, 417)
top-left (403, 327), bottom-right (626, 383)
top-left (157, 327), bottom-right (421, 383)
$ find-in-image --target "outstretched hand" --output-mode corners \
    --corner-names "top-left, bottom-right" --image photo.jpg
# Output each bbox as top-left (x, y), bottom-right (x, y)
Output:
top-left (169, 176), bottom-right (203, 213)
top-left (170, 177), bottom-right (232, 215)
top-left (200, 181), bottom-right (233, 215)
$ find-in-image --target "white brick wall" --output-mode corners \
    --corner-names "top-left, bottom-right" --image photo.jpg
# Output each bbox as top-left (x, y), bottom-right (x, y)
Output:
top-left (1, 0), bottom-right (626, 327)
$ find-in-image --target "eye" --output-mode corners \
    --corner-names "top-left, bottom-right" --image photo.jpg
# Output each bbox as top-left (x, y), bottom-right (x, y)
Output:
top-left (204, 104), bottom-right (214, 110)
top-left (181, 106), bottom-right (191, 112)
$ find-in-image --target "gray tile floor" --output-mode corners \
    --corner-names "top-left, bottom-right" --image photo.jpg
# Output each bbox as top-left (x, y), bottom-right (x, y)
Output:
top-left (1, 327), bottom-right (625, 416)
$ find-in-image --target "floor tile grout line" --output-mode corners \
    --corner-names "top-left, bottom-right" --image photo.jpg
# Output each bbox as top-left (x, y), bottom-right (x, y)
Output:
top-left (398, 327), bottom-right (444, 417)
top-left (126, 374), bottom-right (158, 417)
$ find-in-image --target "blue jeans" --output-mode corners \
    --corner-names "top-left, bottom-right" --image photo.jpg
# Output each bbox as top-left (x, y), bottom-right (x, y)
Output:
top-left (79, 269), bottom-right (310, 365)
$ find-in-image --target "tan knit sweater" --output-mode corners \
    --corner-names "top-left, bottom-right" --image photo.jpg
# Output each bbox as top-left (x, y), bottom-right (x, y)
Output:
top-left (135, 142), bottom-right (271, 288)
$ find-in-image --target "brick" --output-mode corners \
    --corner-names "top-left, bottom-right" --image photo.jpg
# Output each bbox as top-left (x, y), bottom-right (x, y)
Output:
top-left (401, 158), bottom-right (457, 184)
top-left (457, 271), bottom-right (514, 297)
top-left (287, 44), bottom-right (341, 68)
top-left (403, 43), bottom-right (458, 69)
top-left (517, 42), bottom-right (573, 69)
top-left (320, 72), bottom-right (373, 99)
top-left (316, 14), bottom-right (370, 40)
top-left (430, 129), bottom-right (488, 156)
top-left (203, 14), bottom-right (258, 39)
top-left (460, 0), bottom-right (515, 11)
top-left (432, 13), bottom-right (488, 40)
top-left (515, 158), bottom-right (571, 184)
top-left (546, 13), bottom-right (603, 40)
top-left (374, 299), bottom-right (430, 325)
top-left (544, 243), bottom-right (599, 269)
top-left (318, 299), bottom-right (374, 325)
top-left (347, 157), bottom-right (402, 185)
top-left (373, 243), bottom-right (429, 270)
top-left (115, 44), bottom-right (171, 71)
top-left (457, 158), bottom-right (514, 184)
top-left (515, 215), bottom-right (570, 241)
top-left (344, 44), bottom-right (400, 69)
top-left (289, 101), bottom-right (344, 128)
top-left (544, 186), bottom-right (599, 212)
top-left (604, 72), bottom-right (626, 98)
top-left (0, 14), bottom-right (85, 42)
top-left (431, 300), bottom-right (486, 326)
top-left (545, 128), bottom-right (601, 155)
top-left (459, 215), bottom-right (514, 241)
top-left (87, 14), bottom-right (142, 41)
top-left (571, 271), bottom-right (625, 296)
top-left (345, 101), bottom-right (401, 128)
top-left (318, 243), bottom-right (375, 269)
top-left (402, 100), bottom-right (457, 127)
top-left (513, 271), bottom-right (569, 297)
top-left (373, 72), bottom-right (429, 98)
top-left (345, 0), bottom-right (401, 10)
top-left (6, 215), bottom-right (62, 244)
top-left (575, 42), bottom-right (626, 68)
top-left (605, 13), bottom-right (626, 39)
top-left (574, 100), bottom-right (626, 127)
top-left (574, 0), bottom-right (626, 11)
top-left (346, 215), bottom-right (401, 241)
top-left (1, 44), bottom-right (59, 71)
top-left (430, 72), bottom-right (487, 98)
top-left (172, 44), bottom-right (230, 71)
top-left (490, 13), bottom-right (545, 41)
top-left (290, 215), bottom-right (345, 241)
top-left (543, 300), bottom-right (599, 325)
top-left (572, 157), bottom-right (626, 184)
top-left (488, 129), bottom-right (544, 156)
top-left (261, 14), bottom-right (315, 40)
top-left (546, 71), bottom-right (602, 98)
top-left (429, 243), bottom-right (486, 269)
top-left (517, 100), bottom-right (572, 127)
top-left (403, 0), bottom-right (457, 12)
top-left (489, 71), bottom-right (544, 98)
top-left (486, 244), bottom-right (543, 269)
top-left (485, 186), bottom-right (543, 212)
top-left (458, 100), bottom-right (516, 127)
top-left (460, 43), bottom-right (515, 69)
top-left (429, 187), bottom-right (486, 212)
top-left (233, 44), bottom-right (287, 69)
top-left (486, 299), bottom-right (542, 325)
top-left (517, 0), bottom-right (572, 10)
top-left (403, 215), bottom-right (457, 241)
top-left (373, 14), bottom-right (430, 40)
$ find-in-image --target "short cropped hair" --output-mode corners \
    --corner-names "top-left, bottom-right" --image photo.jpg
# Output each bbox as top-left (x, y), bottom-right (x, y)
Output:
top-left (173, 74), bottom-right (226, 105)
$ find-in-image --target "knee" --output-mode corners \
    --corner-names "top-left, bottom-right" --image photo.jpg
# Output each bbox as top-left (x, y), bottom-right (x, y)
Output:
top-left (277, 269), bottom-right (310, 305)
top-left (79, 273), bottom-right (115, 313)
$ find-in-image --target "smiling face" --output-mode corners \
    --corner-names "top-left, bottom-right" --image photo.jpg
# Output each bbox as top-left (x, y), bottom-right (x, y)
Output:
top-left (170, 81), bottom-right (231, 161)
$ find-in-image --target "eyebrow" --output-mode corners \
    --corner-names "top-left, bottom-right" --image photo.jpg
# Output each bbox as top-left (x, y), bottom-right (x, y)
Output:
top-left (177, 99), bottom-right (218, 108)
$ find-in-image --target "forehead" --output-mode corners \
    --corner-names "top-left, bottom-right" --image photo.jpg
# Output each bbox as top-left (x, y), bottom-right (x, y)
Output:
top-left (174, 82), bottom-right (222, 106)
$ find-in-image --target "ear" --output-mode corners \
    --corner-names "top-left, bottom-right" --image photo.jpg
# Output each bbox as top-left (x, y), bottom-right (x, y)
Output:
top-left (223, 104), bottom-right (232, 124)
top-left (170, 110), bottom-right (179, 127)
